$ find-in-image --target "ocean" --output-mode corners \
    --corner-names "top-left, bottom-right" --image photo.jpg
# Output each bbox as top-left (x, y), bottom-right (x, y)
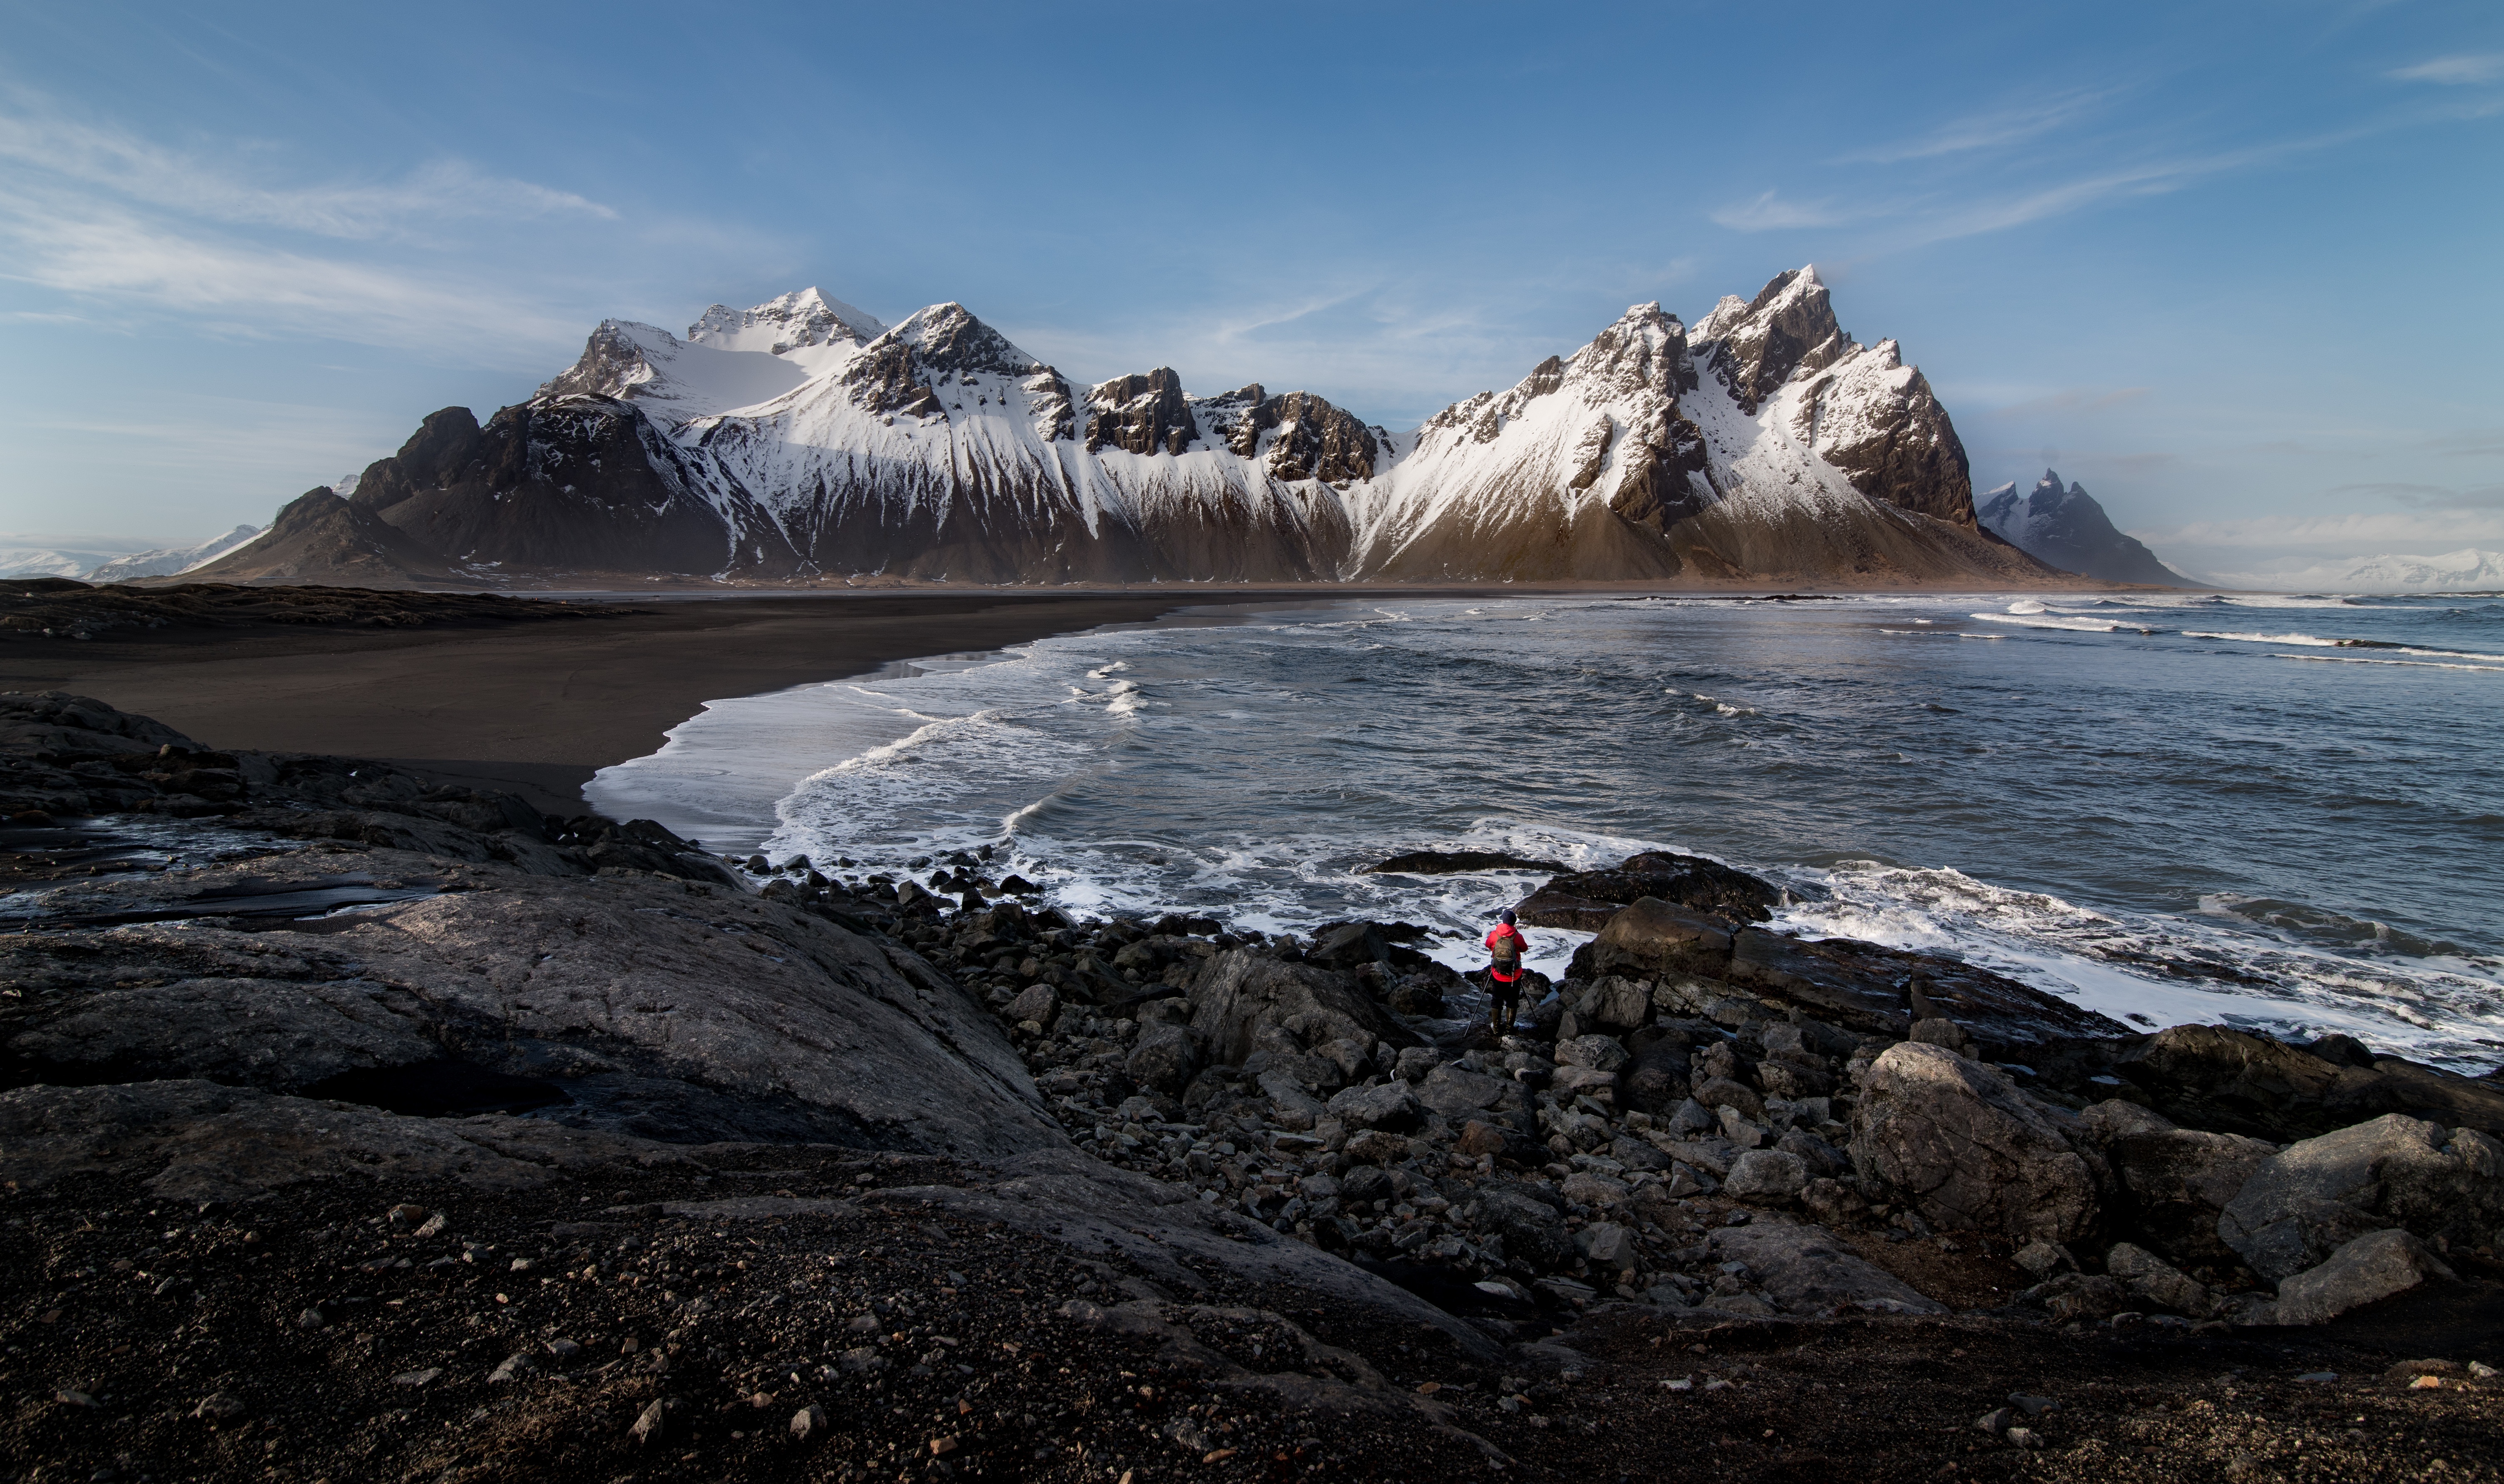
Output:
top-left (587, 590), bottom-right (2504, 1070)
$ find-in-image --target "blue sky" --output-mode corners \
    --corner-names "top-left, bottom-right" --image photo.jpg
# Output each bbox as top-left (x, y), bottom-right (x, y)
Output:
top-left (1, 0), bottom-right (2497, 583)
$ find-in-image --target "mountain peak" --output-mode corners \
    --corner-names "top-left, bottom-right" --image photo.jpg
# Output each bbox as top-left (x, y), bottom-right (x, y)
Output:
top-left (885, 303), bottom-right (1042, 375)
top-left (1692, 264), bottom-right (1854, 412)
top-left (688, 288), bottom-right (885, 355)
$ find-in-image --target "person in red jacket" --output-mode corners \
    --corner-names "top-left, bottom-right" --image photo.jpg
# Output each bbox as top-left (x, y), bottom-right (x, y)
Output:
top-left (1485, 907), bottom-right (1529, 1035)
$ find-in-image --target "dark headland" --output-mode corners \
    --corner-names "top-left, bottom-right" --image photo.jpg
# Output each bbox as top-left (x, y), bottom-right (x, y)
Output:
top-left (0, 584), bottom-right (2497, 1482)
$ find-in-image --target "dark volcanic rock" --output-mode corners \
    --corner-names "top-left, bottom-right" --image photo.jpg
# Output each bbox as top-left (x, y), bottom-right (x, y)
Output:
top-left (1726, 928), bottom-right (2131, 1056)
top-left (1085, 368), bottom-right (1198, 456)
top-left (2038, 1023), bottom-right (2504, 1141)
top-left (1516, 850), bottom-right (1780, 930)
top-left (1365, 849), bottom-right (1569, 876)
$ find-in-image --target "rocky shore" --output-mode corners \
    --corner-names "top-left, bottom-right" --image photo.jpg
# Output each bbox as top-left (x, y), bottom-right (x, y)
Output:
top-left (0, 689), bottom-right (2498, 1482)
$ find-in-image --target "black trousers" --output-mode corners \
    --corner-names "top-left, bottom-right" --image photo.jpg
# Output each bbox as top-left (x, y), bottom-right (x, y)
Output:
top-left (1489, 973), bottom-right (1522, 1031)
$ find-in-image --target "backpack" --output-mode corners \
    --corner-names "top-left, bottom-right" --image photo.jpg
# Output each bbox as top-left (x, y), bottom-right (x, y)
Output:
top-left (1490, 926), bottom-right (1522, 967)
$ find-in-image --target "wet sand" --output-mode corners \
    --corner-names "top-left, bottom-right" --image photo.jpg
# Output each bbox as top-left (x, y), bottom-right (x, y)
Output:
top-left (0, 592), bottom-right (1203, 818)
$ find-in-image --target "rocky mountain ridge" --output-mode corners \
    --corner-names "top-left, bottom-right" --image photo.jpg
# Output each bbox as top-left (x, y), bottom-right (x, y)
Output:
top-left (1979, 469), bottom-right (2200, 588)
top-left (189, 268), bottom-right (2071, 589)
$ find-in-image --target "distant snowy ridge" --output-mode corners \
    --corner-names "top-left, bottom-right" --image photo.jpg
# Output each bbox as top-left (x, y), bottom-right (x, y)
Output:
top-left (85, 524), bottom-right (264, 582)
top-left (2334, 549), bottom-right (2504, 592)
top-left (191, 268), bottom-right (2063, 587)
top-left (1978, 470), bottom-right (2199, 588)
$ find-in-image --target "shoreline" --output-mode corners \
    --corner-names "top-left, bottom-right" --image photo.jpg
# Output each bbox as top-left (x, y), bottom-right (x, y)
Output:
top-left (0, 591), bottom-right (1210, 819)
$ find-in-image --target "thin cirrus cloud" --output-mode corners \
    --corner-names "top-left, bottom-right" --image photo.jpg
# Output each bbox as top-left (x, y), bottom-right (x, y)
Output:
top-left (1834, 88), bottom-right (2119, 164)
top-left (2387, 53), bottom-right (2504, 85)
top-left (0, 94), bottom-right (620, 360)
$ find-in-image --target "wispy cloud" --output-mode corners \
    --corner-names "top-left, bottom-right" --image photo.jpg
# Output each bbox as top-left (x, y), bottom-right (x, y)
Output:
top-left (0, 96), bottom-right (614, 239)
top-left (1707, 191), bottom-right (1860, 231)
top-left (0, 91), bottom-right (621, 360)
top-left (1838, 88), bottom-right (2117, 164)
top-left (2388, 53), bottom-right (2504, 85)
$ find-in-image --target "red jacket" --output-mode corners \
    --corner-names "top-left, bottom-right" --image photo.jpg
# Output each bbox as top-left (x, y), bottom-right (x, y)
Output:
top-left (1485, 923), bottom-right (1527, 982)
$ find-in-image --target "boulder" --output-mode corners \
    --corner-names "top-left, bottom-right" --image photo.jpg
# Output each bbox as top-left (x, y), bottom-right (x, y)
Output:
top-left (1559, 1170), bottom-right (1629, 1208)
top-left (1186, 950), bottom-right (1422, 1068)
top-left (1007, 983), bottom-right (1061, 1027)
top-left (2103, 1242), bottom-right (2220, 1319)
top-left (1707, 1220), bottom-right (1946, 1316)
top-left (1325, 1082), bottom-right (1425, 1134)
top-left (1416, 1064), bottom-right (1509, 1118)
top-left (2094, 1116), bottom-right (2278, 1265)
top-left (2273, 1229), bottom-right (2457, 1325)
top-left (2218, 1113), bottom-right (2504, 1283)
top-left (1457, 1119), bottom-right (1542, 1167)
top-left (1258, 1072), bottom-right (1328, 1131)
top-left (1727, 930), bottom-right (2128, 1055)
top-left (1575, 1221), bottom-right (1640, 1275)
top-left (1305, 921), bottom-right (1392, 970)
top-left (1584, 899), bottom-right (1736, 981)
top-left (1555, 1034), bottom-right (1630, 1074)
top-left (1514, 851), bottom-right (1780, 931)
top-left (1577, 976), bottom-right (1654, 1031)
top-left (1850, 1042), bottom-right (2101, 1244)
top-left (1622, 1039), bottom-right (1692, 1113)
top-left (1475, 1184), bottom-right (1572, 1268)
top-left (1723, 1148), bottom-right (1809, 1204)
top-left (1694, 1076), bottom-right (1764, 1122)
top-left (1124, 1021), bottom-right (1201, 1096)
top-left (2049, 1024), bottom-right (2504, 1142)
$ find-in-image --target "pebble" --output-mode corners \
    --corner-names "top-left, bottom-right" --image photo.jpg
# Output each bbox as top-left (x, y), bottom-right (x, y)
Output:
top-left (630, 1398), bottom-right (666, 1445)
top-left (192, 1392), bottom-right (246, 1423)
top-left (391, 1369), bottom-right (441, 1388)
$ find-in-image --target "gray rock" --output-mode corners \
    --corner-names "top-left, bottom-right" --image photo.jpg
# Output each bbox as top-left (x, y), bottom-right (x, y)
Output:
top-left (1708, 1219), bottom-right (1946, 1315)
top-left (1555, 1034), bottom-right (1630, 1073)
top-left (2218, 1113), bottom-right (2504, 1283)
top-left (2104, 1242), bottom-right (2220, 1319)
top-left (1849, 1042), bottom-right (2100, 1244)
top-left (487, 1351), bottom-right (535, 1383)
top-left (1724, 1148), bottom-right (1809, 1203)
top-left (1257, 1071), bottom-right (1328, 1129)
top-left (1187, 950), bottom-right (1420, 1068)
top-left (1623, 1039), bottom-right (1692, 1113)
top-left (2273, 1229), bottom-right (2457, 1325)
top-left (1007, 983), bottom-right (1060, 1027)
top-left (1559, 1170), bottom-right (1630, 1207)
top-left (1476, 1185), bottom-right (1572, 1268)
top-left (791, 1402), bottom-right (830, 1441)
top-left (1575, 1221), bottom-right (1639, 1273)
top-left (2012, 1241), bottom-right (2075, 1280)
top-left (2082, 1100), bottom-right (2278, 1264)
top-left (1587, 898), bottom-right (1736, 981)
top-left (1124, 1020), bottom-right (1201, 1096)
top-left (1325, 1082), bottom-right (1425, 1133)
top-left (1417, 1064), bottom-right (1509, 1118)
top-left (1581, 976), bottom-right (1654, 1030)
top-left (1666, 1098), bottom-right (1716, 1139)
top-left (630, 1397), bottom-right (666, 1444)
top-left (1393, 1047), bottom-right (1442, 1083)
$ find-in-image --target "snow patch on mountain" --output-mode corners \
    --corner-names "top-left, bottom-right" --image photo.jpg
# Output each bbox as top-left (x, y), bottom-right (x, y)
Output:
top-left (85, 525), bottom-right (266, 582)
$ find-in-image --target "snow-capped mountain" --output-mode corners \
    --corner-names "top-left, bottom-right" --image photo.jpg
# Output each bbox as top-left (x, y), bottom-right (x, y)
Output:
top-left (192, 268), bottom-right (2062, 587)
top-left (84, 524), bottom-right (264, 583)
top-left (2333, 549), bottom-right (2504, 592)
top-left (1978, 470), bottom-right (2200, 587)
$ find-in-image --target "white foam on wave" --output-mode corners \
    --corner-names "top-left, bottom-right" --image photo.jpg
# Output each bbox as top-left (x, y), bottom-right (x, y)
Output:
top-left (2184, 629), bottom-right (2339, 646)
top-left (1969, 611), bottom-right (2134, 633)
top-left (2272, 653), bottom-right (2504, 673)
top-left (584, 663), bottom-right (1000, 854)
top-left (1778, 860), bottom-right (2504, 1067)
